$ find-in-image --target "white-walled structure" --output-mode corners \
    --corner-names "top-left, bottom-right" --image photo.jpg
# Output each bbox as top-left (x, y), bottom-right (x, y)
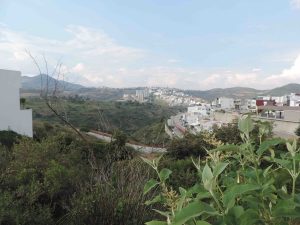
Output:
top-left (215, 97), bottom-right (235, 110)
top-left (0, 69), bottom-right (33, 137)
top-left (288, 93), bottom-right (300, 107)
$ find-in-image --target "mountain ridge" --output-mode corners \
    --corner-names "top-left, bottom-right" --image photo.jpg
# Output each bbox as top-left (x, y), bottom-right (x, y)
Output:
top-left (21, 75), bottom-right (300, 101)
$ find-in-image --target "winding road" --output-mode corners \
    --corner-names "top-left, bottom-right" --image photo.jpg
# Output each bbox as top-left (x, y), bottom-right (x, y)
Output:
top-left (88, 131), bottom-right (166, 153)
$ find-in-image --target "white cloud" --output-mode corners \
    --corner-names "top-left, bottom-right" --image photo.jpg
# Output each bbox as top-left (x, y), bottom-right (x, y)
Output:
top-left (0, 24), bottom-right (145, 87)
top-left (71, 63), bottom-right (85, 73)
top-left (198, 54), bottom-right (300, 90)
top-left (291, 0), bottom-right (300, 9)
top-left (200, 74), bottom-right (220, 88)
top-left (1, 24), bottom-right (300, 90)
top-left (263, 54), bottom-right (300, 87)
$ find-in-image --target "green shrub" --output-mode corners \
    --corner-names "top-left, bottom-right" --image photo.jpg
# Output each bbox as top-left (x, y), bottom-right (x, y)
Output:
top-left (167, 132), bottom-right (220, 159)
top-left (0, 130), bottom-right (21, 149)
top-left (143, 115), bottom-right (300, 225)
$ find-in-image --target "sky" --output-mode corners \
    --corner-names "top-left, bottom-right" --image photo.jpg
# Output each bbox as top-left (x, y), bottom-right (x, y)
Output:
top-left (0, 0), bottom-right (300, 90)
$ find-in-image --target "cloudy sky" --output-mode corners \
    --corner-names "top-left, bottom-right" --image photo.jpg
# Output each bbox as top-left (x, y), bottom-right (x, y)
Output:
top-left (1, 0), bottom-right (300, 90)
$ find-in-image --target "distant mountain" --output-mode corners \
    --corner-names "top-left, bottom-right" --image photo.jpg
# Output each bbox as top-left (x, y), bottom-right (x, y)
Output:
top-left (21, 74), bottom-right (84, 91)
top-left (21, 74), bottom-right (133, 101)
top-left (264, 83), bottom-right (300, 96)
top-left (21, 75), bottom-right (300, 101)
top-left (184, 83), bottom-right (300, 100)
top-left (185, 87), bottom-right (260, 100)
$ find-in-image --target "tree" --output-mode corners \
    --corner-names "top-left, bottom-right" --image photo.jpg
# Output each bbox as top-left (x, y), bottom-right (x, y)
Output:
top-left (167, 132), bottom-right (221, 159)
top-left (213, 122), bottom-right (242, 144)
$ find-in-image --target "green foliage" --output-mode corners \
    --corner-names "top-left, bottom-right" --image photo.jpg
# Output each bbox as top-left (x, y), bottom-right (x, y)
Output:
top-left (213, 122), bottom-right (242, 144)
top-left (132, 121), bottom-right (170, 146)
top-left (160, 159), bottom-right (198, 189)
top-left (143, 116), bottom-right (300, 225)
top-left (0, 130), bottom-right (21, 149)
top-left (69, 159), bottom-right (156, 225)
top-left (107, 129), bottom-right (137, 161)
top-left (0, 123), bottom-right (156, 224)
top-left (167, 133), bottom-right (219, 159)
top-left (26, 98), bottom-right (183, 140)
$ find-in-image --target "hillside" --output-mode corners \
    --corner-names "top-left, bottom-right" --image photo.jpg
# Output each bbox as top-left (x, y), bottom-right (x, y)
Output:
top-left (21, 74), bottom-right (84, 91)
top-left (21, 75), bottom-right (137, 100)
top-left (184, 83), bottom-right (300, 100)
top-left (26, 98), bottom-right (184, 141)
top-left (184, 87), bottom-right (261, 100)
top-left (264, 83), bottom-right (300, 96)
top-left (21, 75), bottom-right (300, 101)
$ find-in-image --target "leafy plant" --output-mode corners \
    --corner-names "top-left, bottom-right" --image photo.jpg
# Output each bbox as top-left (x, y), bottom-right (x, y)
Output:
top-left (143, 115), bottom-right (300, 225)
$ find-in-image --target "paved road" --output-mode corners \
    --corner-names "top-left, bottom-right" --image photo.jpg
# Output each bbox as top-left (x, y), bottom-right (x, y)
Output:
top-left (169, 113), bottom-right (186, 138)
top-left (88, 132), bottom-right (166, 153)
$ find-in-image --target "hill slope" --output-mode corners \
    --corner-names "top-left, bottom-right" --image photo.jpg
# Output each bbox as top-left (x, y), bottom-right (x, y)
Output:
top-left (21, 75), bottom-right (300, 101)
top-left (184, 83), bottom-right (300, 100)
top-left (21, 74), bottom-right (84, 91)
top-left (264, 83), bottom-right (300, 96)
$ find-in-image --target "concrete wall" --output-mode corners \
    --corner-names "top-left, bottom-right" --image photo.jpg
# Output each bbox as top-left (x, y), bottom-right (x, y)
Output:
top-left (0, 69), bottom-right (33, 137)
top-left (214, 111), bottom-right (299, 138)
top-left (285, 110), bottom-right (300, 122)
top-left (213, 111), bottom-right (241, 123)
top-left (255, 118), bottom-right (299, 138)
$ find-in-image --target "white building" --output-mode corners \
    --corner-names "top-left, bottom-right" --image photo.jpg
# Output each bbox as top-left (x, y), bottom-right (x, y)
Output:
top-left (0, 69), bottom-right (33, 137)
top-left (215, 97), bottom-right (235, 110)
top-left (288, 93), bottom-right (300, 107)
top-left (187, 105), bottom-right (211, 117)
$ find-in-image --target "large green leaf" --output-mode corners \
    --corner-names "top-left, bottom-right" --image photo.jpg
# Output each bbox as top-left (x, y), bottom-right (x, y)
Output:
top-left (272, 158), bottom-right (290, 168)
top-left (272, 198), bottom-right (300, 218)
top-left (202, 164), bottom-right (214, 191)
top-left (213, 162), bottom-right (229, 178)
top-left (173, 201), bottom-right (218, 225)
top-left (223, 184), bottom-right (260, 210)
top-left (145, 194), bottom-right (162, 205)
top-left (144, 179), bottom-right (159, 194)
top-left (141, 157), bottom-right (154, 167)
top-left (238, 115), bottom-right (254, 135)
top-left (159, 168), bottom-right (172, 182)
top-left (177, 187), bottom-right (187, 210)
top-left (239, 209), bottom-right (260, 225)
top-left (256, 138), bottom-right (284, 156)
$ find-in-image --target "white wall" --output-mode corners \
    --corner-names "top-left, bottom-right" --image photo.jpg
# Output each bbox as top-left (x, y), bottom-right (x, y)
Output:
top-left (0, 69), bottom-right (33, 137)
top-left (219, 97), bottom-right (235, 109)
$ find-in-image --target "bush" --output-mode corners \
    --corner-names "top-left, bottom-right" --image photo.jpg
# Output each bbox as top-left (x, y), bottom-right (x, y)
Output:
top-left (160, 158), bottom-right (197, 189)
top-left (213, 122), bottom-right (242, 144)
top-left (143, 115), bottom-right (300, 225)
top-left (79, 127), bottom-right (90, 132)
top-left (0, 130), bottom-right (21, 149)
top-left (0, 126), bottom-right (157, 224)
top-left (167, 132), bottom-right (221, 159)
top-left (69, 159), bottom-right (156, 225)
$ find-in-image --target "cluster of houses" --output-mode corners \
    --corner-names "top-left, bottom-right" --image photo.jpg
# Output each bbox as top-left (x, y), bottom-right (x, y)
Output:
top-left (166, 93), bottom-right (300, 138)
top-left (153, 89), bottom-right (204, 106)
top-left (121, 87), bottom-right (205, 106)
top-left (1, 67), bottom-right (300, 140)
top-left (122, 88), bottom-right (150, 103)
